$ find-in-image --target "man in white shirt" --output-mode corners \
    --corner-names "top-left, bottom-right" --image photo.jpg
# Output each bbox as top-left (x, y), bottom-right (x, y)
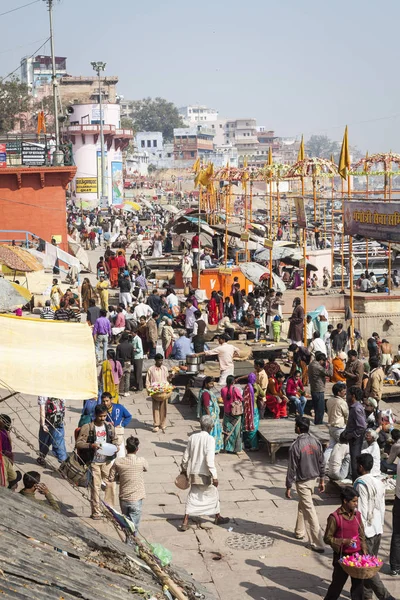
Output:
top-left (355, 454), bottom-right (395, 600)
top-left (309, 332), bottom-right (327, 357)
top-left (133, 301), bottom-right (153, 323)
top-left (324, 382), bottom-right (349, 464)
top-left (327, 433), bottom-right (350, 480)
top-left (184, 299), bottom-right (197, 335)
top-left (180, 415), bottom-right (230, 531)
top-left (196, 335), bottom-right (240, 385)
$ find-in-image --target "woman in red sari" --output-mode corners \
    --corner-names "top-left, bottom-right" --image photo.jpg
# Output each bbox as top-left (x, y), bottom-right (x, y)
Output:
top-left (217, 291), bottom-right (224, 321)
top-left (265, 372), bottom-right (288, 419)
top-left (108, 252), bottom-right (119, 289)
top-left (208, 291), bottom-right (219, 325)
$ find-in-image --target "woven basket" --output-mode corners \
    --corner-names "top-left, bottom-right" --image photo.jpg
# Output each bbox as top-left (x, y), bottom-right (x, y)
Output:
top-left (340, 562), bottom-right (382, 580)
top-left (151, 392), bottom-right (171, 402)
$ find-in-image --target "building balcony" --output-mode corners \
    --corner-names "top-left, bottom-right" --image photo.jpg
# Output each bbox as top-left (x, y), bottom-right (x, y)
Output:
top-left (66, 125), bottom-right (133, 139)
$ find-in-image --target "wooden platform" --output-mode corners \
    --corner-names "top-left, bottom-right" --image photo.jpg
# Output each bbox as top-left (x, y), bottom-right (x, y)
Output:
top-left (258, 418), bottom-right (330, 463)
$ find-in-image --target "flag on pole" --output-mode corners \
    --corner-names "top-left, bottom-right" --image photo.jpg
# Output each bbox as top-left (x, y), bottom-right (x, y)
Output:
top-left (297, 135), bottom-right (305, 162)
top-left (37, 111), bottom-right (46, 135)
top-left (338, 125), bottom-right (350, 180)
top-left (268, 147), bottom-right (273, 166)
top-left (192, 157), bottom-right (200, 174)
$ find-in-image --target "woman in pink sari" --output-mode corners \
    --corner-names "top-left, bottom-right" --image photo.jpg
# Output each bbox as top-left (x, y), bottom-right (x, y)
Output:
top-left (220, 375), bottom-right (243, 453)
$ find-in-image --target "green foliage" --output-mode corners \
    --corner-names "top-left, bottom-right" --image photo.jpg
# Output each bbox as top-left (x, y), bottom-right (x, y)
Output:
top-left (120, 116), bottom-right (135, 131)
top-left (0, 77), bottom-right (30, 133)
top-left (129, 97), bottom-right (184, 141)
top-left (305, 135), bottom-right (340, 160)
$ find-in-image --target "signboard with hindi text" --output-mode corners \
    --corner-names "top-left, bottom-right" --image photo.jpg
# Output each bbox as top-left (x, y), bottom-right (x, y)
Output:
top-left (343, 200), bottom-right (400, 243)
top-left (76, 177), bottom-right (97, 194)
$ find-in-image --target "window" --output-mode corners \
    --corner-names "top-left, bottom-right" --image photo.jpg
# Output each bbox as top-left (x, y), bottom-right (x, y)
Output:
top-left (167, 153), bottom-right (172, 158)
top-left (147, 140), bottom-right (151, 147)
top-left (190, 151), bottom-right (195, 157)
top-left (219, 124), bottom-right (222, 128)
top-left (141, 140), bottom-right (145, 148)
top-left (153, 140), bottom-right (157, 147)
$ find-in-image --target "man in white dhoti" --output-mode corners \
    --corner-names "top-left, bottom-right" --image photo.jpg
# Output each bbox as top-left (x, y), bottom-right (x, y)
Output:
top-left (179, 416), bottom-right (230, 531)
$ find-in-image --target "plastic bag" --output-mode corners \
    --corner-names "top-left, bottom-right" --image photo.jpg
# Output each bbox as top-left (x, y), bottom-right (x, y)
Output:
top-left (150, 543), bottom-right (172, 566)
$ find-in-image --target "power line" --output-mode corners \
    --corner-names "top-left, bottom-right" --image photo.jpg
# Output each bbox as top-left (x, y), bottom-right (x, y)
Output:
top-left (0, 38), bottom-right (49, 57)
top-left (0, 0), bottom-right (40, 18)
top-left (1, 37), bottom-right (50, 82)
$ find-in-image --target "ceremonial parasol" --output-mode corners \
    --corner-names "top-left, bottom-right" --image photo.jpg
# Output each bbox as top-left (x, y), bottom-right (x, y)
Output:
top-left (0, 279), bottom-right (32, 311)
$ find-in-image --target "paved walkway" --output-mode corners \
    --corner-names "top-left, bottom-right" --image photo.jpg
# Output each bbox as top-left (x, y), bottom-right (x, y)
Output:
top-left (4, 385), bottom-right (400, 600)
top-left (4, 245), bottom-right (400, 598)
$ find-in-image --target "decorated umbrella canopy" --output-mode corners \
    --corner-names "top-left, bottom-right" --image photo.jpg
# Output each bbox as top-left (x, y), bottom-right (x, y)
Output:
top-left (351, 152), bottom-right (400, 174)
top-left (239, 262), bottom-right (286, 291)
top-left (0, 279), bottom-right (32, 311)
top-left (286, 157), bottom-right (339, 178)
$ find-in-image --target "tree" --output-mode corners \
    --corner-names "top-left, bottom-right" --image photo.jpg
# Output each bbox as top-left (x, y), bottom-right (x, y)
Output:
top-left (0, 77), bottom-right (30, 133)
top-left (120, 116), bottom-right (135, 131)
top-left (305, 135), bottom-right (340, 160)
top-left (129, 97), bottom-right (184, 141)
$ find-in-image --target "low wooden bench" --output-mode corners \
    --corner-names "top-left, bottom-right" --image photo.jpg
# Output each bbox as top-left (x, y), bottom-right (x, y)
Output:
top-left (258, 418), bottom-right (330, 463)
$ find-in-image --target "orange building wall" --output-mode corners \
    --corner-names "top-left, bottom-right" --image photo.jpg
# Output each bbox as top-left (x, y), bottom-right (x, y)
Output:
top-left (0, 167), bottom-right (76, 252)
top-left (175, 266), bottom-right (250, 297)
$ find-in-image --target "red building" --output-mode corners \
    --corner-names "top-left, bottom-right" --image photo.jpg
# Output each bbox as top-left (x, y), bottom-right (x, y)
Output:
top-left (0, 166), bottom-right (76, 252)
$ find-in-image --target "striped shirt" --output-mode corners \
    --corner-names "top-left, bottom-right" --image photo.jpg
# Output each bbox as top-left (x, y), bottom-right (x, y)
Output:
top-left (54, 308), bottom-right (80, 322)
top-left (40, 307), bottom-right (55, 320)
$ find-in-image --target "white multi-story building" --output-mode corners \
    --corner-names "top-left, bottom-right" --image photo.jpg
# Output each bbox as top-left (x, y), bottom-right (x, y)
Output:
top-left (135, 132), bottom-right (163, 158)
top-left (178, 105), bottom-right (219, 124)
top-left (225, 118), bottom-right (259, 156)
top-left (65, 103), bottom-right (133, 206)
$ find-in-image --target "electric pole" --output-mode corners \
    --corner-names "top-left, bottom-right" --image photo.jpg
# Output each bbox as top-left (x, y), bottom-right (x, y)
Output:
top-left (43, 0), bottom-right (61, 162)
top-left (91, 61), bottom-right (107, 204)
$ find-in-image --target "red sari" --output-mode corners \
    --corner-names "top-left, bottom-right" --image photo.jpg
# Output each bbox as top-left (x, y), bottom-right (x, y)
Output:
top-left (108, 256), bottom-right (119, 288)
top-left (265, 377), bottom-right (287, 419)
top-left (208, 298), bottom-right (218, 325)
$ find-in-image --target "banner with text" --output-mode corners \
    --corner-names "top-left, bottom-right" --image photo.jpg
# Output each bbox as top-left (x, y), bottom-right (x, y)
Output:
top-left (343, 200), bottom-right (400, 243)
top-left (76, 177), bottom-right (97, 194)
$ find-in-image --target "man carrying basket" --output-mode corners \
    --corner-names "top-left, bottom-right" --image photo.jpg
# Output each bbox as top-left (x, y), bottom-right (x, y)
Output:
top-left (145, 354), bottom-right (171, 433)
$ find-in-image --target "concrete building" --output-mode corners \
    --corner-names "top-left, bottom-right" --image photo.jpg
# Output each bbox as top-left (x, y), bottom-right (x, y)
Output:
top-left (21, 55), bottom-right (67, 97)
top-left (125, 152), bottom-right (148, 177)
top-left (0, 165), bottom-right (76, 252)
top-left (60, 75), bottom-right (119, 106)
top-left (65, 103), bottom-right (132, 206)
top-left (207, 118), bottom-right (227, 146)
top-left (173, 125), bottom-right (214, 160)
top-left (135, 132), bottom-right (163, 159)
top-left (178, 105), bottom-right (219, 124)
top-left (225, 118), bottom-right (259, 156)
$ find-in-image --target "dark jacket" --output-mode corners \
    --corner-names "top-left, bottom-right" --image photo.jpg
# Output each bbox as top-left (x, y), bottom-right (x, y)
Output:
top-left (147, 294), bottom-right (162, 314)
top-left (75, 421), bottom-right (117, 464)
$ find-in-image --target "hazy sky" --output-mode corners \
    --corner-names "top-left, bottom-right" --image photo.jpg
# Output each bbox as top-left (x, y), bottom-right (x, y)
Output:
top-left (3, 0), bottom-right (400, 152)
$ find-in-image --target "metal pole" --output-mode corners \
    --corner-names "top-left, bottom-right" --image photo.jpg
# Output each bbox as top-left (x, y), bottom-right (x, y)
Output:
top-left (46, 0), bottom-right (60, 151)
top-left (91, 62), bottom-right (107, 204)
top-left (302, 177), bottom-right (307, 346)
top-left (98, 71), bottom-right (106, 201)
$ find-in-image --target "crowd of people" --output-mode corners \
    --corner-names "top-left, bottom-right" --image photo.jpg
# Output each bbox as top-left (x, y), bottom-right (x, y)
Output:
top-left (3, 202), bottom-right (400, 600)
